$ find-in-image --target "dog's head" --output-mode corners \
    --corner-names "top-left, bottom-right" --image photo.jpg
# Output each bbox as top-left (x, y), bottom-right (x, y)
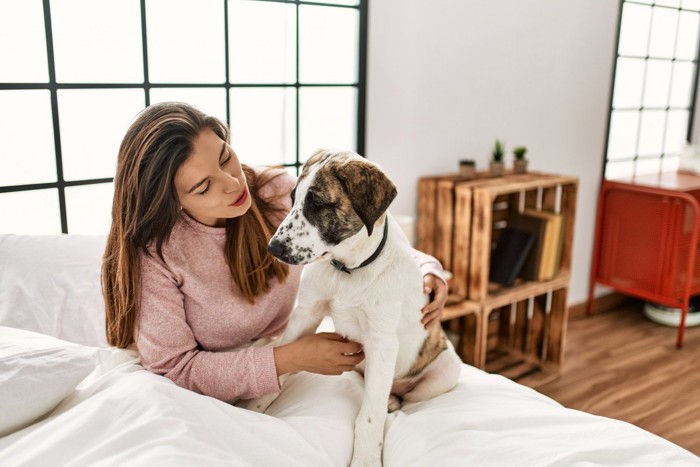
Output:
top-left (268, 149), bottom-right (397, 265)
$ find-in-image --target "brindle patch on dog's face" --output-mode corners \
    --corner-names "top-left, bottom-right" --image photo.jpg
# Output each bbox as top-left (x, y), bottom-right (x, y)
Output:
top-left (268, 150), bottom-right (367, 265)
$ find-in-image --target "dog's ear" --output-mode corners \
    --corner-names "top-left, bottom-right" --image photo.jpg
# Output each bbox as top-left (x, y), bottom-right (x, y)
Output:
top-left (332, 160), bottom-right (397, 236)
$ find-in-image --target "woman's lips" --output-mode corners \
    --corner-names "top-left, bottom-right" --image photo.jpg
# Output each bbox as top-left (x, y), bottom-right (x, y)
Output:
top-left (231, 188), bottom-right (248, 207)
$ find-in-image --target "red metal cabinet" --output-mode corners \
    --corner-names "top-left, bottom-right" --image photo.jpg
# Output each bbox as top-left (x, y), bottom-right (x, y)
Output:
top-left (588, 173), bottom-right (700, 347)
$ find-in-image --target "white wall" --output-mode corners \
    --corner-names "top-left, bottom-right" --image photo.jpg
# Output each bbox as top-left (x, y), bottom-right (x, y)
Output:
top-left (365, 0), bottom-right (620, 305)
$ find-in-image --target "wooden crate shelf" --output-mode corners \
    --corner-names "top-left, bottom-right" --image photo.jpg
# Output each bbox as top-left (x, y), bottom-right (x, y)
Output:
top-left (421, 170), bottom-right (578, 379)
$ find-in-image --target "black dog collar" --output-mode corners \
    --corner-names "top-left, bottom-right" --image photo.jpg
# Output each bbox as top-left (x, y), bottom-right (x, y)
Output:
top-left (330, 219), bottom-right (389, 275)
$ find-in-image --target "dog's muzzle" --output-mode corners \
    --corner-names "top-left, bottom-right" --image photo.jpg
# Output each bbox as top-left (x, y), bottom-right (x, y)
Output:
top-left (268, 239), bottom-right (288, 260)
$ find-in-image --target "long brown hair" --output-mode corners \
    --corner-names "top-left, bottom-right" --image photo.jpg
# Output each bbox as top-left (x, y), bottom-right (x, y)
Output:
top-left (102, 102), bottom-right (289, 348)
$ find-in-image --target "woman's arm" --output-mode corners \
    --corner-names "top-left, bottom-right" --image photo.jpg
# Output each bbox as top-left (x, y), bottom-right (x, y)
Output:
top-left (136, 251), bottom-right (280, 402)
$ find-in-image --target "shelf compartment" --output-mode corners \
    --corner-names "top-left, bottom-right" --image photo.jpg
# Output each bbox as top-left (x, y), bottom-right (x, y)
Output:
top-left (481, 285), bottom-right (569, 373)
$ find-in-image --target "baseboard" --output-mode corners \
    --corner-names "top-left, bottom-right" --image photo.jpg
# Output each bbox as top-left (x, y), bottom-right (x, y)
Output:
top-left (568, 292), bottom-right (632, 320)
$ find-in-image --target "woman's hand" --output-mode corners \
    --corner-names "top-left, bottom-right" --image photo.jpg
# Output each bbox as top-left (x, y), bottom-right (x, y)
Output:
top-left (421, 274), bottom-right (448, 329)
top-left (274, 332), bottom-right (364, 376)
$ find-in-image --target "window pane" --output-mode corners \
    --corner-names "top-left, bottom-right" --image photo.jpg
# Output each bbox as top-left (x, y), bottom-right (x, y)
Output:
top-left (607, 110), bottom-right (640, 160)
top-left (605, 160), bottom-right (635, 180)
top-left (618, 3), bottom-right (652, 57)
top-left (676, 10), bottom-right (700, 60)
top-left (638, 110), bottom-right (665, 156)
top-left (299, 87), bottom-right (356, 160)
top-left (665, 110), bottom-right (689, 154)
top-left (635, 157), bottom-right (662, 175)
top-left (65, 183), bottom-right (114, 235)
top-left (228, 0), bottom-right (296, 84)
top-left (229, 88), bottom-right (296, 166)
top-left (146, 0), bottom-right (225, 84)
top-left (655, 0), bottom-right (681, 7)
top-left (662, 155), bottom-right (680, 172)
top-left (0, 0), bottom-right (48, 82)
top-left (0, 90), bottom-right (56, 185)
top-left (612, 57), bottom-right (645, 108)
top-left (643, 59), bottom-right (672, 108)
top-left (682, 0), bottom-right (700, 11)
top-left (648, 7), bottom-right (679, 59)
top-left (150, 87), bottom-right (227, 125)
top-left (669, 61), bottom-right (695, 108)
top-left (58, 89), bottom-right (145, 181)
top-left (0, 189), bottom-right (61, 234)
top-left (51, 0), bottom-right (143, 83)
top-left (299, 5), bottom-right (359, 83)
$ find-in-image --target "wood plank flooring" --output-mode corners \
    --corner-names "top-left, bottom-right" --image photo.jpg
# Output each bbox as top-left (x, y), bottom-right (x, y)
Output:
top-left (531, 300), bottom-right (700, 455)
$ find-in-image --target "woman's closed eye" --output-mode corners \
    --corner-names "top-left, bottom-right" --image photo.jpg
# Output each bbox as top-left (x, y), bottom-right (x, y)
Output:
top-left (198, 154), bottom-right (233, 195)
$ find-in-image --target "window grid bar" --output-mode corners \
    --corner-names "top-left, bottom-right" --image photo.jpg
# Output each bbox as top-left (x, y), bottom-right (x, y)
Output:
top-left (42, 0), bottom-right (68, 233)
top-left (657, 7), bottom-right (685, 167)
top-left (613, 105), bottom-right (692, 111)
top-left (295, 1), bottom-right (301, 174)
top-left (626, 0), bottom-right (700, 14)
top-left (618, 54), bottom-right (697, 62)
top-left (140, 0), bottom-right (151, 107)
top-left (601, 0), bottom-right (625, 180)
top-left (357, 0), bottom-right (368, 156)
top-left (224, 0), bottom-right (231, 126)
top-left (253, 0), bottom-right (359, 9)
top-left (630, 0), bottom-right (658, 169)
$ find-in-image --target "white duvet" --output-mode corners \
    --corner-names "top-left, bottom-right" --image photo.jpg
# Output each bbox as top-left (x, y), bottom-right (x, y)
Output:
top-left (1, 340), bottom-right (697, 467)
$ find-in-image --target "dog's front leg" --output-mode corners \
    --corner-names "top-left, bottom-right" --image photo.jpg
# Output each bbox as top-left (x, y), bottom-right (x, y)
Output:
top-left (351, 333), bottom-right (398, 467)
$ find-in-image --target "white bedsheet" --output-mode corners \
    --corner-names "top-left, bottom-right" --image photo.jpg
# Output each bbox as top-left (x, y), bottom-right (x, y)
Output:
top-left (1, 344), bottom-right (697, 467)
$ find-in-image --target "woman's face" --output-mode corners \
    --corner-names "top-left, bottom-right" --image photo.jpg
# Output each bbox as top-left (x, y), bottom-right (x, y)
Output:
top-left (174, 128), bottom-right (251, 227)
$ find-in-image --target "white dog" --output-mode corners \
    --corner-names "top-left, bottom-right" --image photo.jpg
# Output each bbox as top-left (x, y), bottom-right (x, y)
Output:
top-left (245, 150), bottom-right (461, 467)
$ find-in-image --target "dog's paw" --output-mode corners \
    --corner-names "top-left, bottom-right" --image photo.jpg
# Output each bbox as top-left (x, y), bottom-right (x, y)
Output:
top-left (235, 392), bottom-right (279, 413)
top-left (350, 452), bottom-right (382, 467)
top-left (387, 394), bottom-right (402, 413)
top-left (351, 436), bottom-right (383, 467)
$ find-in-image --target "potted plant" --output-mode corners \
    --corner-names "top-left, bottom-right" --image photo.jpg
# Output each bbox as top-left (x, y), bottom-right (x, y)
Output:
top-left (459, 159), bottom-right (476, 179)
top-left (513, 146), bottom-right (528, 174)
top-left (490, 139), bottom-right (505, 176)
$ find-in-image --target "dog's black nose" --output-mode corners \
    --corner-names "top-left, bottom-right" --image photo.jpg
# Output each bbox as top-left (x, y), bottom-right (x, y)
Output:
top-left (268, 239), bottom-right (287, 259)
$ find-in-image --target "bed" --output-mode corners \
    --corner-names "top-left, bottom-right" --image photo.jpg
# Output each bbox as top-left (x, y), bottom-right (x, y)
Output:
top-left (1, 233), bottom-right (698, 466)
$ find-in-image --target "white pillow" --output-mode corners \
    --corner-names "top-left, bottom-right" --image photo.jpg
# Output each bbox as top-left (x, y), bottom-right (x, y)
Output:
top-left (0, 326), bottom-right (99, 436)
top-left (0, 234), bottom-right (107, 346)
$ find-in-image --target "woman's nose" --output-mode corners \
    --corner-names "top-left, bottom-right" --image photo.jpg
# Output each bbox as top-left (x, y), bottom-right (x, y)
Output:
top-left (222, 174), bottom-right (241, 194)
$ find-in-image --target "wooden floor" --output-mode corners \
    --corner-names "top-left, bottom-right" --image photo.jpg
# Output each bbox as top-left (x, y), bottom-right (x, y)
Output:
top-left (530, 301), bottom-right (700, 455)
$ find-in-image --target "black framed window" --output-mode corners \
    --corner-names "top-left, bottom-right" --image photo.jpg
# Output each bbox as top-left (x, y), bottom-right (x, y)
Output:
top-left (0, 0), bottom-right (367, 235)
top-left (604, 0), bottom-right (700, 179)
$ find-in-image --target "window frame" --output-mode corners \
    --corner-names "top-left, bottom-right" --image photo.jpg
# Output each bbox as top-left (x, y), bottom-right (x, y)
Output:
top-left (602, 0), bottom-right (700, 180)
top-left (0, 0), bottom-right (368, 234)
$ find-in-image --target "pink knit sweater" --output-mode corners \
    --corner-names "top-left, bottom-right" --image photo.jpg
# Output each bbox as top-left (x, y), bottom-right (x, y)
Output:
top-left (135, 170), bottom-right (445, 402)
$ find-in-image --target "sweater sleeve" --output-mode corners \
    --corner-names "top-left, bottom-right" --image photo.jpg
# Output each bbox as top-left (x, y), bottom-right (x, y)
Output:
top-left (410, 248), bottom-right (447, 285)
top-left (135, 251), bottom-right (281, 402)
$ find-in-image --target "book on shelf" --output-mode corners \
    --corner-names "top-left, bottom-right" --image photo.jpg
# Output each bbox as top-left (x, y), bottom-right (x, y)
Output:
top-left (509, 209), bottom-right (564, 281)
top-left (488, 227), bottom-right (537, 286)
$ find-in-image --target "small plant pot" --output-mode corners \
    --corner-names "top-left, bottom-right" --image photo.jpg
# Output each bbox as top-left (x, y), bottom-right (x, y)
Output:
top-left (489, 161), bottom-right (504, 176)
top-left (459, 159), bottom-right (476, 179)
top-left (513, 159), bottom-right (528, 174)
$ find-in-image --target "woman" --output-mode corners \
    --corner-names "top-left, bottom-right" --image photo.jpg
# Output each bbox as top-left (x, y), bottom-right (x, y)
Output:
top-left (102, 102), bottom-right (447, 403)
